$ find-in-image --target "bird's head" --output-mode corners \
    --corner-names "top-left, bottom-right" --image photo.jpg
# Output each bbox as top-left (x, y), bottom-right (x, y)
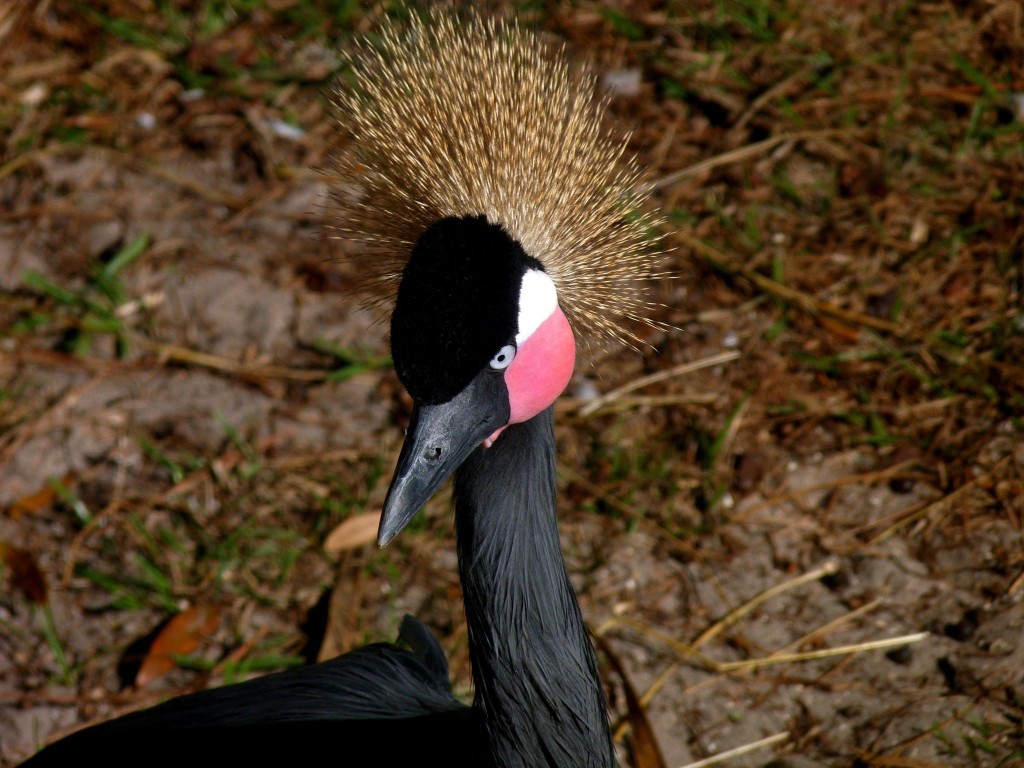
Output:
top-left (328, 14), bottom-right (663, 546)
top-left (378, 215), bottom-right (575, 546)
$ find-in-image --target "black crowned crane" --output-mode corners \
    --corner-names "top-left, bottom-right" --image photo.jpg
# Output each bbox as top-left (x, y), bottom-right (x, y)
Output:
top-left (20, 14), bottom-right (661, 768)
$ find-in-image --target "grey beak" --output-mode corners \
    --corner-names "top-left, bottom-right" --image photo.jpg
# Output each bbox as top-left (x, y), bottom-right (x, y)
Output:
top-left (378, 370), bottom-right (509, 547)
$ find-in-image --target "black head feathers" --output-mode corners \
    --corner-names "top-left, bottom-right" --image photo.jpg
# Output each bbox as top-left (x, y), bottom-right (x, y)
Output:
top-left (391, 216), bottom-right (542, 405)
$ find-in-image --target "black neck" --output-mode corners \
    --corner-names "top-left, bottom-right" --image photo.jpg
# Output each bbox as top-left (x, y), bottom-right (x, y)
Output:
top-left (454, 408), bottom-right (616, 768)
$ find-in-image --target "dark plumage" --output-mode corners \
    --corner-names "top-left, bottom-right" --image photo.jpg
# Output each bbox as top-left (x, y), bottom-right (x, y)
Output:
top-left (20, 618), bottom-right (482, 767)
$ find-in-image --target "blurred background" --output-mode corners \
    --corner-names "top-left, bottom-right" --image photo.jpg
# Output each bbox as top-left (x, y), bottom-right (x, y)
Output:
top-left (1, 1), bottom-right (1021, 766)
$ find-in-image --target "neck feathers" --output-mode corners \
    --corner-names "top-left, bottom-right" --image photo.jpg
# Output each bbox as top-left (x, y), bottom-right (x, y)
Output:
top-left (454, 409), bottom-right (616, 768)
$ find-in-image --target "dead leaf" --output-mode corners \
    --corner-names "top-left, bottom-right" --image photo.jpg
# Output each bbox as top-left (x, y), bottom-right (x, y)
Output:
top-left (942, 271), bottom-right (973, 301)
top-left (135, 605), bottom-right (221, 689)
top-left (323, 510), bottom-right (381, 555)
top-left (734, 450), bottom-right (768, 493)
top-left (8, 475), bottom-right (73, 518)
top-left (818, 314), bottom-right (860, 343)
top-left (0, 541), bottom-right (48, 604)
top-left (594, 634), bottom-right (667, 768)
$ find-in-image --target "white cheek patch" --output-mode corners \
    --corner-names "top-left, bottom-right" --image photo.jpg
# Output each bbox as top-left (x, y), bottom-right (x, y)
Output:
top-left (515, 269), bottom-right (558, 345)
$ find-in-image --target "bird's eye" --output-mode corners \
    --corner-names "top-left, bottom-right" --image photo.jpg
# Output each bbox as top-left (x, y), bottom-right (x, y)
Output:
top-left (489, 344), bottom-right (516, 370)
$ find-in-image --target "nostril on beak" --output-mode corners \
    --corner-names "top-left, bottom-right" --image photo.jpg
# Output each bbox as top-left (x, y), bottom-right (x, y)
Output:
top-left (426, 446), bottom-right (442, 461)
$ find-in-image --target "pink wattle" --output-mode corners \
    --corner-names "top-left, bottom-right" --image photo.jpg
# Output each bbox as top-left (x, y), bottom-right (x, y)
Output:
top-left (507, 306), bottom-right (576, 424)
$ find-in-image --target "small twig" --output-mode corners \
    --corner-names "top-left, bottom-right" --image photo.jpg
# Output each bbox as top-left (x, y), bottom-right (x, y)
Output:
top-left (677, 731), bottom-right (790, 768)
top-left (858, 702), bottom-right (990, 764)
top-left (134, 158), bottom-right (247, 209)
top-left (265, 448), bottom-right (363, 470)
top-left (62, 499), bottom-right (121, 587)
top-left (679, 233), bottom-right (902, 335)
top-left (691, 560), bottom-right (839, 650)
top-left (595, 634), bottom-right (668, 768)
top-left (0, 0), bottom-right (27, 48)
top-left (794, 82), bottom-right (1024, 112)
top-left (273, 165), bottom-right (326, 182)
top-left (577, 351), bottom-right (740, 417)
top-left (0, 143), bottom-right (81, 181)
top-left (619, 599), bottom-right (882, 745)
top-left (595, 616), bottom-right (716, 669)
top-left (0, 379), bottom-right (101, 465)
top-left (130, 334), bottom-right (332, 382)
top-left (1008, 569), bottom-right (1024, 597)
top-left (210, 626), bottom-right (271, 678)
top-left (731, 461), bottom-right (919, 523)
top-left (681, 235), bottom-right (1024, 393)
top-left (715, 632), bottom-right (929, 672)
top-left (571, 393), bottom-right (718, 416)
top-left (711, 396), bottom-right (749, 478)
top-left (732, 65), bottom-right (812, 131)
top-left (0, 144), bottom-right (246, 208)
top-left (638, 663), bottom-right (679, 710)
top-left (557, 463), bottom-right (642, 521)
top-left (600, 564), bottom-right (847, 668)
top-left (868, 455), bottom-right (1011, 544)
top-left (643, 129), bottom-right (871, 192)
top-left (609, 659), bottom-right (682, 744)
top-left (780, 599), bottom-right (882, 652)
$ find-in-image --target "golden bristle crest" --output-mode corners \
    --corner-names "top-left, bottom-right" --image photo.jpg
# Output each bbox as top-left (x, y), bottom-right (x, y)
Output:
top-left (329, 13), bottom-right (663, 349)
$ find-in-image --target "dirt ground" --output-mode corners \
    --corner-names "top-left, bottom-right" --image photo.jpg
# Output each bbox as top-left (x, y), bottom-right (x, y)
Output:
top-left (1, 2), bottom-right (1022, 766)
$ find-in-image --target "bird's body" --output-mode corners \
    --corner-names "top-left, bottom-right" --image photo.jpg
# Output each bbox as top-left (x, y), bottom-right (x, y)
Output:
top-left (20, 13), bottom-right (658, 768)
top-left (23, 408), bottom-right (612, 768)
top-left (20, 618), bottom-right (482, 766)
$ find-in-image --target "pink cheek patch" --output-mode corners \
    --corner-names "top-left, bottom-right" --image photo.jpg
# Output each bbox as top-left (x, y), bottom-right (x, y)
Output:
top-left (483, 426), bottom-right (506, 448)
top-left (504, 306), bottom-right (576, 425)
